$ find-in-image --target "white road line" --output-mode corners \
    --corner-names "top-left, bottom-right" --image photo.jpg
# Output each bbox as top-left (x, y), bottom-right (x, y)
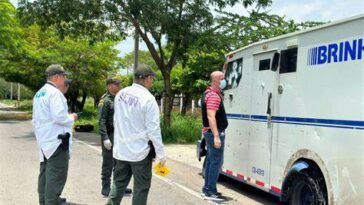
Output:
top-left (74, 139), bottom-right (102, 153)
top-left (73, 138), bottom-right (217, 204)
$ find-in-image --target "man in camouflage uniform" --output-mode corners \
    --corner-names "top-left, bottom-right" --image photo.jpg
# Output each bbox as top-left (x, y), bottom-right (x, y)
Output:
top-left (99, 78), bottom-right (132, 197)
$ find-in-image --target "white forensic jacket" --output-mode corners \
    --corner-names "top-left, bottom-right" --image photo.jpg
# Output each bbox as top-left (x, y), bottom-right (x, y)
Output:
top-left (32, 82), bottom-right (74, 162)
top-left (113, 83), bottom-right (165, 162)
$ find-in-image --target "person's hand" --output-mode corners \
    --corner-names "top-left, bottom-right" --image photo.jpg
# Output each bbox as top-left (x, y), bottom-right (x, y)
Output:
top-left (70, 113), bottom-right (78, 121)
top-left (214, 137), bottom-right (221, 149)
top-left (103, 139), bottom-right (112, 150)
top-left (159, 158), bottom-right (166, 167)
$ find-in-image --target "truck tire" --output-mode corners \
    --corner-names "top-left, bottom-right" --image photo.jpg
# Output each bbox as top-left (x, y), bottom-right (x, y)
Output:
top-left (289, 171), bottom-right (327, 205)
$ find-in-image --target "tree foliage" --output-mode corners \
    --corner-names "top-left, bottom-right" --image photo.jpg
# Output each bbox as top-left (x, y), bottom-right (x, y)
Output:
top-left (0, 0), bottom-right (23, 67)
top-left (17, 0), bottom-right (124, 43)
top-left (177, 10), bottom-right (325, 107)
top-left (1, 25), bottom-right (121, 111)
top-left (18, 0), bottom-right (273, 126)
top-left (16, 0), bottom-right (326, 123)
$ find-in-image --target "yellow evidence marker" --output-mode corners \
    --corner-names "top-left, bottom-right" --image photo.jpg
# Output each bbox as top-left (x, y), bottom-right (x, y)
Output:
top-left (154, 163), bottom-right (171, 177)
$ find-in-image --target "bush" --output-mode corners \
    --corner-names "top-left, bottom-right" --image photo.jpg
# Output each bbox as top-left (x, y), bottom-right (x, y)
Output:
top-left (73, 99), bottom-right (204, 143)
top-left (74, 100), bottom-right (100, 133)
top-left (161, 113), bottom-right (202, 144)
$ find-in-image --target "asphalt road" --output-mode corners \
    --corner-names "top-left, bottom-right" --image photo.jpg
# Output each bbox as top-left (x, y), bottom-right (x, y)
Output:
top-left (0, 118), bottom-right (282, 205)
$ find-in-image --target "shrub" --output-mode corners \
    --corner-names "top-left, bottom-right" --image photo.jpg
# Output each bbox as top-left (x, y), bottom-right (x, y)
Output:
top-left (161, 113), bottom-right (202, 144)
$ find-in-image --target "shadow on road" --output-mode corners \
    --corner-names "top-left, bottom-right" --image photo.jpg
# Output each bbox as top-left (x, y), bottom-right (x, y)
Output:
top-left (197, 171), bottom-right (282, 205)
top-left (11, 132), bottom-right (36, 141)
top-left (0, 120), bottom-right (19, 124)
top-left (68, 202), bottom-right (87, 205)
top-left (219, 175), bottom-right (282, 205)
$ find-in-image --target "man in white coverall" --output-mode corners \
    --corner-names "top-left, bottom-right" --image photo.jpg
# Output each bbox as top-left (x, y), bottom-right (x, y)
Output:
top-left (32, 64), bottom-right (78, 205)
top-left (106, 64), bottom-right (166, 205)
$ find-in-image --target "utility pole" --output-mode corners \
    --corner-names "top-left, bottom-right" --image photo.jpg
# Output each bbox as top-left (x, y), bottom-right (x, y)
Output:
top-left (133, 30), bottom-right (139, 71)
top-left (17, 83), bottom-right (21, 101)
top-left (10, 83), bottom-right (13, 100)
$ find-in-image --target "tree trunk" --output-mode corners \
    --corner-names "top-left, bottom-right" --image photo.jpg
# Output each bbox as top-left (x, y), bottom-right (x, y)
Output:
top-left (78, 91), bottom-right (87, 111)
top-left (162, 70), bottom-right (173, 127)
top-left (67, 90), bottom-right (87, 112)
top-left (93, 96), bottom-right (101, 108)
top-left (181, 93), bottom-right (191, 116)
top-left (68, 90), bottom-right (79, 112)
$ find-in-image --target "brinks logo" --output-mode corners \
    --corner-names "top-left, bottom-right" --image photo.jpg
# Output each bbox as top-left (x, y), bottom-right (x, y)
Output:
top-left (307, 38), bottom-right (364, 66)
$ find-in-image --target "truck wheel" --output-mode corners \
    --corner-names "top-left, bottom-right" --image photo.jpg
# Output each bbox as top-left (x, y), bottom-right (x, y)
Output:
top-left (289, 171), bottom-right (327, 205)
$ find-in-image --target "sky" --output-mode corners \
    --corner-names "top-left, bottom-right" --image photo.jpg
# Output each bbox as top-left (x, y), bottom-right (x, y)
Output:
top-left (116, 0), bottom-right (364, 56)
top-left (10, 0), bottom-right (364, 56)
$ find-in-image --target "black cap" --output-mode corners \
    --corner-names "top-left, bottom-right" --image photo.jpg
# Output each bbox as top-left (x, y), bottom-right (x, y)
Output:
top-left (106, 78), bottom-right (121, 85)
top-left (45, 64), bottom-right (69, 77)
top-left (134, 64), bottom-right (156, 79)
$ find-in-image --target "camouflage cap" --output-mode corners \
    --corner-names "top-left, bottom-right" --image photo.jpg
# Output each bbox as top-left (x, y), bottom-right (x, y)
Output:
top-left (106, 78), bottom-right (121, 85)
top-left (134, 64), bottom-right (156, 79)
top-left (45, 64), bottom-right (69, 77)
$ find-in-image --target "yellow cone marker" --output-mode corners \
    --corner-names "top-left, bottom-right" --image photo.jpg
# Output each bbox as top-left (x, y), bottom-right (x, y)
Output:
top-left (154, 163), bottom-right (171, 177)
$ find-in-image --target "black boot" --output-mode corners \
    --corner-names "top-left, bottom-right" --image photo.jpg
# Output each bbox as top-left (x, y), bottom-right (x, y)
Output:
top-left (124, 188), bottom-right (133, 195)
top-left (101, 186), bottom-right (110, 197)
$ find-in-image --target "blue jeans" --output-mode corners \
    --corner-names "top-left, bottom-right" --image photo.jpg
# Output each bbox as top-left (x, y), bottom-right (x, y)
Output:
top-left (202, 131), bottom-right (225, 195)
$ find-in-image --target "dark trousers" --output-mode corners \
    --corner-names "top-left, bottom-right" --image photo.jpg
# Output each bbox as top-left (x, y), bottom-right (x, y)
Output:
top-left (101, 137), bottom-right (115, 192)
top-left (202, 131), bottom-right (225, 195)
top-left (38, 145), bottom-right (69, 205)
top-left (106, 154), bottom-right (152, 205)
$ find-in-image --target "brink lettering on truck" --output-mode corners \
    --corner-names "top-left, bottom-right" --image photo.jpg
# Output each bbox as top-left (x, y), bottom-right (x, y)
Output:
top-left (307, 38), bottom-right (364, 66)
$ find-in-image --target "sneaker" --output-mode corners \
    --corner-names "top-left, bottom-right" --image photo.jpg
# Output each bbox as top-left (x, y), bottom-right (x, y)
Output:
top-left (201, 192), bottom-right (222, 197)
top-left (204, 193), bottom-right (225, 202)
top-left (124, 188), bottom-right (133, 195)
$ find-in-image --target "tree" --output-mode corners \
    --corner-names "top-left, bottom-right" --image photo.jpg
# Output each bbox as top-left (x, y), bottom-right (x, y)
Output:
top-left (17, 0), bottom-right (124, 43)
top-left (0, 25), bottom-right (121, 111)
top-left (174, 10), bottom-right (324, 115)
top-left (119, 50), bottom-right (158, 73)
top-left (0, 0), bottom-right (23, 68)
top-left (18, 0), bottom-right (272, 127)
top-left (57, 37), bottom-right (121, 111)
top-left (213, 10), bottom-right (325, 50)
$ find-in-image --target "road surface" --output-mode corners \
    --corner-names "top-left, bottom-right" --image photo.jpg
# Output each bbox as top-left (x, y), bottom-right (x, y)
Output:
top-left (0, 113), bottom-right (281, 205)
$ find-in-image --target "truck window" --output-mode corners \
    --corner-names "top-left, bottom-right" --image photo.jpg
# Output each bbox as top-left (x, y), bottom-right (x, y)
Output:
top-left (271, 52), bottom-right (280, 71)
top-left (280, 47), bottom-right (298, 73)
top-left (259, 59), bottom-right (271, 71)
top-left (225, 58), bottom-right (243, 90)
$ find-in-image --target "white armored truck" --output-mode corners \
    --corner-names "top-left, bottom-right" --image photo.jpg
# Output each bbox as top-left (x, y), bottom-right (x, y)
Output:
top-left (197, 14), bottom-right (364, 205)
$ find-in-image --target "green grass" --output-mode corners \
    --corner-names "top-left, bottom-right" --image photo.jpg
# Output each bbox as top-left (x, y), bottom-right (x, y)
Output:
top-left (0, 99), bottom-right (33, 120)
top-left (0, 112), bottom-right (32, 120)
top-left (0, 99), bottom-right (33, 112)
